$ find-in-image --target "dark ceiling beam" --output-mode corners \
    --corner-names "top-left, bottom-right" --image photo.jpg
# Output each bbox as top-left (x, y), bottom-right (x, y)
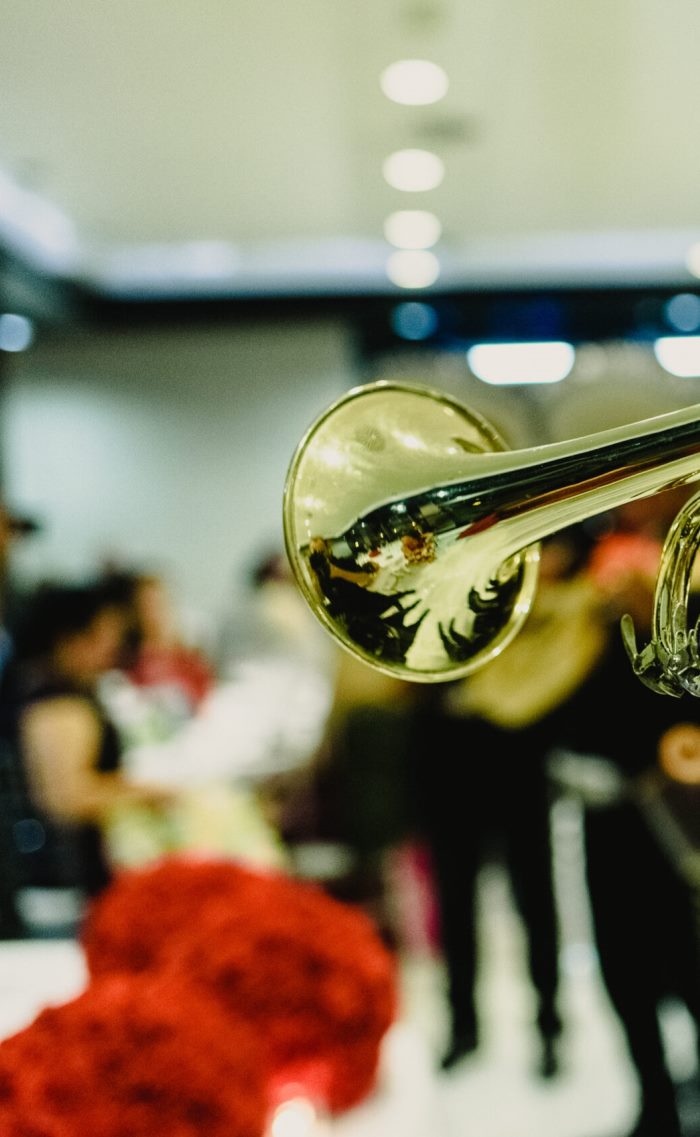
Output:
top-left (1, 240), bottom-right (698, 352)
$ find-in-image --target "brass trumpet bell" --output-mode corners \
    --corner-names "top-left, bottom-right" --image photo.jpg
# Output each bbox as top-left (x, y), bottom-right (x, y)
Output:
top-left (283, 381), bottom-right (700, 687)
top-left (284, 382), bottom-right (540, 681)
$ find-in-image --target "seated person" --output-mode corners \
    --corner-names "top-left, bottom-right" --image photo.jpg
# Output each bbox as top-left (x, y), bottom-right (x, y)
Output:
top-left (0, 580), bottom-right (172, 896)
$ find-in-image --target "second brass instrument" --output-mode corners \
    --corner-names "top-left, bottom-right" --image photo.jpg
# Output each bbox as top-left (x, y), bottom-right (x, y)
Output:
top-left (283, 381), bottom-right (700, 692)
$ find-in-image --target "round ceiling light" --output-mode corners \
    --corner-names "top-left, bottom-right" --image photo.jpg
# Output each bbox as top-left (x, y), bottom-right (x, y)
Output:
top-left (386, 249), bottom-right (440, 289)
top-left (382, 149), bottom-right (444, 192)
top-left (380, 59), bottom-right (449, 105)
top-left (384, 209), bottom-right (442, 248)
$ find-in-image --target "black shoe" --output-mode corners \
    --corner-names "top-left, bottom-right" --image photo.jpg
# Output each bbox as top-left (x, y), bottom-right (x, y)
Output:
top-left (440, 1027), bottom-right (479, 1071)
top-left (619, 1113), bottom-right (682, 1137)
top-left (0, 919), bottom-right (27, 941)
top-left (537, 1034), bottom-right (560, 1079)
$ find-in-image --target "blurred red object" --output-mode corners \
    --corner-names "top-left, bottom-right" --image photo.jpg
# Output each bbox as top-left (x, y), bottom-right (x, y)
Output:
top-left (128, 643), bottom-right (214, 710)
top-left (587, 531), bottom-right (662, 588)
top-left (82, 857), bottom-right (398, 1114)
top-left (0, 972), bottom-right (266, 1137)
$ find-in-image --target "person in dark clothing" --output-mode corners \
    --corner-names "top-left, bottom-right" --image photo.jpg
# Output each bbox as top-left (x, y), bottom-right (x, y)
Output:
top-left (559, 631), bottom-right (700, 1137)
top-left (0, 581), bottom-right (172, 902)
top-left (412, 702), bottom-right (566, 1077)
top-left (412, 534), bottom-right (605, 1077)
top-left (0, 500), bottom-right (40, 938)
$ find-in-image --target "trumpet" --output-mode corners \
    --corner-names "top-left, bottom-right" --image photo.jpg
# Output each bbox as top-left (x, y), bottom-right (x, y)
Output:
top-left (283, 381), bottom-right (700, 696)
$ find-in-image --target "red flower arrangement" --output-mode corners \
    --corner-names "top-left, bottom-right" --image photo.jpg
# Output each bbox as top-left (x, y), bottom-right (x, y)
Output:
top-left (82, 857), bottom-right (398, 1114)
top-left (0, 972), bottom-right (266, 1137)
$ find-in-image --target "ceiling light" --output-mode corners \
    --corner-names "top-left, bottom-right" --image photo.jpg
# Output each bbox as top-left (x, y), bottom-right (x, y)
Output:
top-left (0, 313), bottom-right (34, 352)
top-left (380, 59), bottom-right (449, 105)
top-left (382, 149), bottom-right (444, 192)
top-left (654, 335), bottom-right (700, 377)
top-left (686, 242), bottom-right (700, 278)
top-left (391, 302), bottom-right (439, 340)
top-left (664, 292), bottom-right (700, 333)
top-left (387, 250), bottom-right (440, 289)
top-left (467, 341), bottom-right (575, 385)
top-left (384, 210), bottom-right (442, 249)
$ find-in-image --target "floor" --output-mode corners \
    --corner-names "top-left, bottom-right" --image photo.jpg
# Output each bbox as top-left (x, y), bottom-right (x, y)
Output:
top-left (1, 802), bottom-right (698, 1137)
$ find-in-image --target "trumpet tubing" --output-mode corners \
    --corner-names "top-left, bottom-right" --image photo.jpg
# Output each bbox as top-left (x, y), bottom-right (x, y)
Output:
top-left (283, 381), bottom-right (700, 690)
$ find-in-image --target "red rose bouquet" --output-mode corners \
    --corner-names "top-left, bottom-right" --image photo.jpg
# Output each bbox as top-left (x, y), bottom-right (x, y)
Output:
top-left (82, 857), bottom-right (398, 1113)
top-left (0, 972), bottom-right (266, 1137)
top-left (83, 857), bottom-right (265, 976)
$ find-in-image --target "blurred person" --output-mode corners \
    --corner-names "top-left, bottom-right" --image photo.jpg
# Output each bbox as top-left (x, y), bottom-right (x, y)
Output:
top-left (217, 551), bottom-right (421, 933)
top-left (96, 569), bottom-right (217, 757)
top-left (410, 532), bottom-right (606, 1077)
top-left (0, 500), bottom-right (39, 663)
top-left (0, 580), bottom-right (173, 900)
top-left (554, 498), bottom-right (700, 1137)
top-left (305, 646), bottom-right (420, 940)
top-left (97, 554), bottom-right (333, 876)
top-left (124, 571), bottom-right (215, 721)
top-left (0, 500), bottom-right (39, 938)
top-left (217, 550), bottom-right (336, 674)
top-left (212, 551), bottom-right (336, 835)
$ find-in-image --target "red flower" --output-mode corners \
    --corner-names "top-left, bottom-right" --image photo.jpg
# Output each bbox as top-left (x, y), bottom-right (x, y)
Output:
top-left (83, 857), bottom-right (265, 976)
top-left (0, 972), bottom-right (266, 1137)
top-left (82, 857), bottom-right (398, 1113)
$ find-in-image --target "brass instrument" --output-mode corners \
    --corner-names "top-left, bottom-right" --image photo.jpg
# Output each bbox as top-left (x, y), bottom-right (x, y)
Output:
top-left (283, 381), bottom-right (700, 695)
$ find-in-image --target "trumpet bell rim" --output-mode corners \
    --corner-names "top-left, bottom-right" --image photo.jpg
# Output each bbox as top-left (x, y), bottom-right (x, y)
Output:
top-left (283, 380), bottom-right (540, 682)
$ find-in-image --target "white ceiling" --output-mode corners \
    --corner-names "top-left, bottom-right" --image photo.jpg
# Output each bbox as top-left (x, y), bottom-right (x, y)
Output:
top-left (2, 0), bottom-right (700, 293)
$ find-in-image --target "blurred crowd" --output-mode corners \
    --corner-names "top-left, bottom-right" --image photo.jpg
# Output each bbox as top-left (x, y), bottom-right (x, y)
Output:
top-left (0, 489), bottom-right (699, 1137)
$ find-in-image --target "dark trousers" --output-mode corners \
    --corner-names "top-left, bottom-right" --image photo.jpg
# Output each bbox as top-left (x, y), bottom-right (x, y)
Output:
top-left (0, 815), bottom-right (24, 938)
top-left (585, 803), bottom-right (700, 1127)
top-left (413, 715), bottom-right (561, 1040)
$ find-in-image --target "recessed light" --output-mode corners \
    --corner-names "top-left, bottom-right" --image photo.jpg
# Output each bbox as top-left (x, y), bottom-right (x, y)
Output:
top-left (380, 59), bottom-right (448, 105)
top-left (384, 210), bottom-right (442, 249)
top-left (382, 149), bottom-right (444, 192)
top-left (386, 250), bottom-right (440, 289)
top-left (467, 342), bottom-right (576, 385)
top-left (654, 336), bottom-right (700, 377)
top-left (0, 313), bottom-right (34, 352)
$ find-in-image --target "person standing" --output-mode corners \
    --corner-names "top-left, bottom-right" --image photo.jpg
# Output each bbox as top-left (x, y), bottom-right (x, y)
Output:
top-left (412, 535), bottom-right (606, 1076)
top-left (0, 500), bottom-right (39, 938)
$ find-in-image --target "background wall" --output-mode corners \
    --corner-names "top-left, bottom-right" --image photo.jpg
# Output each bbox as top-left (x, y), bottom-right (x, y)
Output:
top-left (5, 319), bottom-right (700, 641)
top-left (0, 319), bottom-right (355, 636)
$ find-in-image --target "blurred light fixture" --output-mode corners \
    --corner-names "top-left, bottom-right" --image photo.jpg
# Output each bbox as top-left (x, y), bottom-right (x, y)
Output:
top-left (686, 242), bottom-right (700, 279)
top-left (467, 341), bottom-right (575, 385)
top-left (386, 249), bottom-right (440, 289)
top-left (384, 209), bottom-right (442, 249)
top-left (664, 292), bottom-right (700, 333)
top-left (0, 167), bottom-right (79, 273)
top-left (380, 59), bottom-right (449, 105)
top-left (104, 240), bottom-right (240, 286)
top-left (382, 149), bottom-right (444, 192)
top-left (654, 335), bottom-right (700, 377)
top-left (268, 1096), bottom-right (320, 1137)
top-left (391, 301), bottom-right (439, 340)
top-left (0, 313), bottom-right (34, 352)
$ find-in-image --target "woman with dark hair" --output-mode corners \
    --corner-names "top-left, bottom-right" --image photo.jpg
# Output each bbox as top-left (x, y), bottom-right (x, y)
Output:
top-left (0, 580), bottom-right (171, 897)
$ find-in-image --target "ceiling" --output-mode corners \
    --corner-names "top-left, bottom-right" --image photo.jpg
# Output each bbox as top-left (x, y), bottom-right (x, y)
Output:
top-left (2, 1), bottom-right (700, 295)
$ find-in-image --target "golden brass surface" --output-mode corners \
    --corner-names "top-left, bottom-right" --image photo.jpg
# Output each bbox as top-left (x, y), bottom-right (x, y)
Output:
top-left (283, 381), bottom-right (700, 691)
